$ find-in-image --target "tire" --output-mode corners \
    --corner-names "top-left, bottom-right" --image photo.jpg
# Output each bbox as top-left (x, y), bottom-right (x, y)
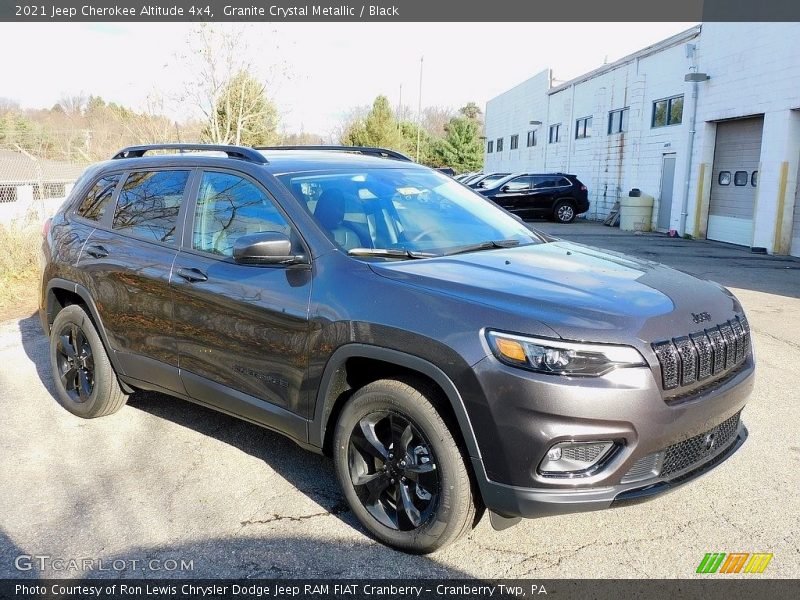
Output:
top-left (49, 304), bottom-right (127, 418)
top-left (333, 378), bottom-right (477, 554)
top-left (553, 200), bottom-right (576, 223)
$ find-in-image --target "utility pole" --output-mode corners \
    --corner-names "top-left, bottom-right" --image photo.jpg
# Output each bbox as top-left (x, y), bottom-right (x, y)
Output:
top-left (416, 56), bottom-right (424, 162)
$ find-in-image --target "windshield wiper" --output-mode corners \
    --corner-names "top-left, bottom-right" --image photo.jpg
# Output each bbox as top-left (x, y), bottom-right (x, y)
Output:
top-left (442, 239), bottom-right (522, 256)
top-left (347, 247), bottom-right (434, 260)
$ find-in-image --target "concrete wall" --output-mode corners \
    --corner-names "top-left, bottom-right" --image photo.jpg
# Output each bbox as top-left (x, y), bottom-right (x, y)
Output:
top-left (484, 23), bottom-right (800, 254)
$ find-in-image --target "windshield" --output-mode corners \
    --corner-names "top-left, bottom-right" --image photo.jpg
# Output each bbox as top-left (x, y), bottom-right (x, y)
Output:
top-left (277, 167), bottom-right (539, 257)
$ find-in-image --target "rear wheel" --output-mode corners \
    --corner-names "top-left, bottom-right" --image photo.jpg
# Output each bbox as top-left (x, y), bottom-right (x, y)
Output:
top-left (49, 304), bottom-right (127, 418)
top-left (553, 200), bottom-right (576, 223)
top-left (333, 378), bottom-right (477, 553)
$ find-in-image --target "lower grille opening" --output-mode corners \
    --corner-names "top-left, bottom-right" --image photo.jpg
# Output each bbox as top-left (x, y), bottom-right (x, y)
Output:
top-left (621, 411), bottom-right (742, 483)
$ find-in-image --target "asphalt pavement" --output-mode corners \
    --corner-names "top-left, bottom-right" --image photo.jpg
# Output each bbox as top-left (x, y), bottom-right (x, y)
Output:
top-left (1, 220), bottom-right (798, 578)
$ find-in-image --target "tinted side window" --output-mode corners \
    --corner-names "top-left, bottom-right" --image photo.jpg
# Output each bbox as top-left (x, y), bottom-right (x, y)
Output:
top-left (503, 176), bottom-right (531, 192)
top-left (192, 171), bottom-right (290, 257)
top-left (112, 171), bottom-right (189, 244)
top-left (76, 174), bottom-right (120, 222)
top-left (532, 176), bottom-right (559, 189)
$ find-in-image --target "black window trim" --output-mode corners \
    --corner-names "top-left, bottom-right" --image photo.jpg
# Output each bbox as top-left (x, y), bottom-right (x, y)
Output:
top-left (651, 94), bottom-right (684, 128)
top-left (608, 107), bottom-right (629, 135)
top-left (99, 167), bottom-right (196, 250)
top-left (733, 170), bottom-right (749, 187)
top-left (487, 140), bottom-right (494, 153)
top-left (180, 166), bottom-right (311, 266)
top-left (526, 130), bottom-right (537, 147)
top-left (718, 171), bottom-right (731, 186)
top-left (575, 116), bottom-right (593, 140)
top-left (496, 137), bottom-right (504, 152)
top-left (70, 170), bottom-right (127, 228)
top-left (548, 123), bottom-right (561, 144)
top-left (510, 134), bottom-right (519, 151)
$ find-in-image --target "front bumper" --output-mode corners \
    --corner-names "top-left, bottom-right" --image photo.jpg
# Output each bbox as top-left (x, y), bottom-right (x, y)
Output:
top-left (468, 353), bottom-right (754, 519)
top-left (476, 422), bottom-right (747, 519)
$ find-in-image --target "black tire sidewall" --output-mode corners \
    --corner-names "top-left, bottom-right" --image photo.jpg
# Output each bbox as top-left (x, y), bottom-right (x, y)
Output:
top-left (333, 381), bottom-right (471, 553)
top-left (49, 306), bottom-right (110, 418)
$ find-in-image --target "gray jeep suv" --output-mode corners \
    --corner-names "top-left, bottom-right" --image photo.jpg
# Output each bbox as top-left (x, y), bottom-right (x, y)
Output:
top-left (39, 144), bottom-right (753, 553)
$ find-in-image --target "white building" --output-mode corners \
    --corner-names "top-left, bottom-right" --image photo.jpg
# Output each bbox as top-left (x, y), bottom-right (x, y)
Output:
top-left (483, 23), bottom-right (800, 257)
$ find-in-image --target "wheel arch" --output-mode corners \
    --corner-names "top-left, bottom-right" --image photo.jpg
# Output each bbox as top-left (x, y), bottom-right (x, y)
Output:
top-left (310, 344), bottom-right (483, 465)
top-left (44, 278), bottom-right (126, 378)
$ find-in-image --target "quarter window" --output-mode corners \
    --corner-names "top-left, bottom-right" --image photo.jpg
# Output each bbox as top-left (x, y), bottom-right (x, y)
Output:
top-left (112, 170), bottom-right (190, 243)
top-left (549, 124), bottom-right (561, 144)
top-left (575, 116), bottom-right (592, 139)
top-left (652, 95), bottom-right (684, 127)
top-left (496, 137), bottom-right (504, 152)
top-left (76, 174), bottom-right (120, 222)
top-left (510, 134), bottom-right (519, 150)
top-left (608, 108), bottom-right (629, 134)
top-left (192, 172), bottom-right (290, 257)
top-left (526, 130), bottom-right (537, 147)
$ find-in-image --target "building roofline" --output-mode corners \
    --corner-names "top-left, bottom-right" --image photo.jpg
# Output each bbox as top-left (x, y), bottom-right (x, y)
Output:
top-left (547, 24), bottom-right (702, 95)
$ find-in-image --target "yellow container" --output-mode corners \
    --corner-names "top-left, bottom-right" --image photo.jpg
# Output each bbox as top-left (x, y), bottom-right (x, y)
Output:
top-left (619, 193), bottom-right (655, 232)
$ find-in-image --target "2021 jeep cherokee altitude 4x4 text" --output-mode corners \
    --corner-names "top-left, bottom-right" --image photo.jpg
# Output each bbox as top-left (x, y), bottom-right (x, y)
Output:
top-left (40, 144), bottom-right (754, 553)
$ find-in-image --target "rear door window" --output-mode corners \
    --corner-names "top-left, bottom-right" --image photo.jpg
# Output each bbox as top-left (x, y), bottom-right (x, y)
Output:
top-left (75, 174), bottom-right (120, 222)
top-left (112, 170), bottom-right (190, 244)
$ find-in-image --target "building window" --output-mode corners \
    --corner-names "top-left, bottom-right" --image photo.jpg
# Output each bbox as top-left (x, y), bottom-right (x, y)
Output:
top-left (751, 171), bottom-right (758, 187)
top-left (496, 137), bottom-right (504, 152)
top-left (487, 140), bottom-right (494, 153)
top-left (526, 130), bottom-right (537, 147)
top-left (548, 124), bottom-right (561, 144)
top-left (510, 134), bottom-right (519, 150)
top-left (652, 95), bottom-right (684, 127)
top-left (718, 171), bottom-right (731, 186)
top-left (734, 171), bottom-right (748, 186)
top-left (575, 116), bottom-right (593, 139)
top-left (608, 108), bottom-right (629, 134)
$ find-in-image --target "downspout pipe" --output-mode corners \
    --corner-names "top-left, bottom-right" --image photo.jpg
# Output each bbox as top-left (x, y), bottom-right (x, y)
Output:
top-left (679, 78), bottom-right (699, 237)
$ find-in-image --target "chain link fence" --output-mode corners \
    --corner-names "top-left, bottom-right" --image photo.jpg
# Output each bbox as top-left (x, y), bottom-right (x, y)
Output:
top-left (0, 139), bottom-right (90, 224)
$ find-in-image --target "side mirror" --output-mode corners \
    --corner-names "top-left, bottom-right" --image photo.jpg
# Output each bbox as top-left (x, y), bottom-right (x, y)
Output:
top-left (501, 184), bottom-right (511, 192)
top-left (233, 231), bottom-right (307, 266)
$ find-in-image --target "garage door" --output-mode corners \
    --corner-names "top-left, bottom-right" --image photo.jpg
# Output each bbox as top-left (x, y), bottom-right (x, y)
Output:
top-left (707, 117), bottom-right (764, 247)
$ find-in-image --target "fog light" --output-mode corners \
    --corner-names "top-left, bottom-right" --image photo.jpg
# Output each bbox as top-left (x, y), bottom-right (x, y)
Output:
top-left (539, 441), bottom-right (615, 477)
top-left (546, 447), bottom-right (562, 461)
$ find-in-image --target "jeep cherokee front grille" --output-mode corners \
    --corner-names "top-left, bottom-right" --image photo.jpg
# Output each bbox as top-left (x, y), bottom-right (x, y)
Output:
top-left (652, 316), bottom-right (750, 391)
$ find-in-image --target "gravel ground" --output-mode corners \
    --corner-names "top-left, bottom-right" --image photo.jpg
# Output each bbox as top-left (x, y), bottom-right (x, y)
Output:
top-left (1, 221), bottom-right (798, 579)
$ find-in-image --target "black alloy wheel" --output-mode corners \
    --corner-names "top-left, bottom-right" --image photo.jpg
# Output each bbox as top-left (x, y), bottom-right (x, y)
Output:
top-left (55, 322), bottom-right (94, 402)
top-left (348, 411), bottom-right (439, 531)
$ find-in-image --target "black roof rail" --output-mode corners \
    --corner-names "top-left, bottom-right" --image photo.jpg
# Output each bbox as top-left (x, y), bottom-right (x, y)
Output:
top-left (255, 145), bottom-right (413, 162)
top-left (111, 144), bottom-right (268, 164)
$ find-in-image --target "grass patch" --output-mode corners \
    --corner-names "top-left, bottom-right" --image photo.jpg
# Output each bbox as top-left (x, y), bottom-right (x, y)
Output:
top-left (0, 220), bottom-right (41, 321)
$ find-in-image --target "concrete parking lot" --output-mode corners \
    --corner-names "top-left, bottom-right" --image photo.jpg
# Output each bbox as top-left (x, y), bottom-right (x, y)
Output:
top-left (1, 220), bottom-right (798, 578)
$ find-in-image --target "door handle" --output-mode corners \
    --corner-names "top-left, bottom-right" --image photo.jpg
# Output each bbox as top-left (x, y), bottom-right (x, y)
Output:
top-left (85, 244), bottom-right (108, 259)
top-left (176, 267), bottom-right (208, 283)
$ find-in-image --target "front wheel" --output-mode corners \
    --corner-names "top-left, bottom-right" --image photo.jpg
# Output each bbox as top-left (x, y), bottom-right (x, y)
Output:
top-left (333, 378), bottom-right (478, 553)
top-left (553, 200), bottom-right (576, 223)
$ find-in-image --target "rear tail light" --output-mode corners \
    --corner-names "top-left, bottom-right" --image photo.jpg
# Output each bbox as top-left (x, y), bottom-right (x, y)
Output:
top-left (42, 217), bottom-right (52, 237)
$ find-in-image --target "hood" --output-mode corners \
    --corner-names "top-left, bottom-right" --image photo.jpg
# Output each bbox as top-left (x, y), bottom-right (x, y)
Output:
top-left (368, 241), bottom-right (742, 344)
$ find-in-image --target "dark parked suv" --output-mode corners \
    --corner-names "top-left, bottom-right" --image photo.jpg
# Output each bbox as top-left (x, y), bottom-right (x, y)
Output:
top-left (40, 144), bottom-right (753, 553)
top-left (479, 172), bottom-right (590, 223)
